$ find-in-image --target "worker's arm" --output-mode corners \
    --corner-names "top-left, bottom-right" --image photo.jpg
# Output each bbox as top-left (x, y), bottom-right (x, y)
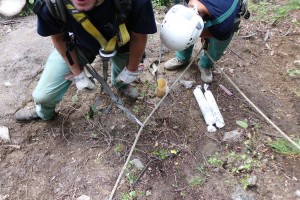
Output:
top-left (127, 32), bottom-right (147, 71)
top-left (50, 33), bottom-right (82, 76)
top-left (116, 32), bottom-right (147, 84)
top-left (50, 33), bottom-right (95, 90)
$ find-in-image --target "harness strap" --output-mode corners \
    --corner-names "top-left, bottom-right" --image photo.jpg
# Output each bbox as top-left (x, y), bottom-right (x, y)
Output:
top-left (64, 0), bottom-right (130, 53)
top-left (118, 23), bottom-right (130, 46)
top-left (204, 0), bottom-right (239, 29)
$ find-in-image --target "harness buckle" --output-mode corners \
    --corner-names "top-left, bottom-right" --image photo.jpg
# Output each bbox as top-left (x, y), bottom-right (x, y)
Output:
top-left (99, 49), bottom-right (117, 59)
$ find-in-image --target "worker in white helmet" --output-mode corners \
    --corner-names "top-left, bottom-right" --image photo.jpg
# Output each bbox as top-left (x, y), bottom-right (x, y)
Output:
top-left (161, 0), bottom-right (249, 83)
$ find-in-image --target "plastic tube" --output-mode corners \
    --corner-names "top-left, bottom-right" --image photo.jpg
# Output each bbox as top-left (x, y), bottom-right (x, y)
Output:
top-left (193, 85), bottom-right (216, 132)
top-left (204, 84), bottom-right (225, 128)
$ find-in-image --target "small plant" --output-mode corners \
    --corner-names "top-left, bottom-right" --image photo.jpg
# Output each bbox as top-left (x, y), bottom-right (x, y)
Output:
top-left (91, 132), bottom-right (98, 139)
top-left (268, 138), bottom-right (300, 155)
top-left (71, 94), bottom-right (78, 103)
top-left (19, 0), bottom-right (35, 16)
top-left (86, 104), bottom-right (97, 120)
top-left (133, 105), bottom-right (145, 114)
top-left (125, 162), bottom-right (137, 184)
top-left (253, 123), bottom-right (262, 129)
top-left (152, 0), bottom-right (173, 8)
top-left (249, 0), bottom-right (300, 24)
top-left (196, 165), bottom-right (206, 174)
top-left (240, 174), bottom-right (251, 189)
top-left (271, 0), bottom-right (300, 24)
top-left (114, 143), bottom-right (122, 155)
top-left (207, 153), bottom-right (224, 167)
top-left (123, 191), bottom-right (145, 200)
top-left (227, 152), bottom-right (256, 174)
top-left (287, 69), bottom-right (300, 77)
top-left (152, 149), bottom-right (169, 160)
top-left (188, 176), bottom-right (205, 186)
top-left (236, 120), bottom-right (248, 129)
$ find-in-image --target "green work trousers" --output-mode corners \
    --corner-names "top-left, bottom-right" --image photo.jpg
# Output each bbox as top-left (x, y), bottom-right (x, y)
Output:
top-left (33, 48), bottom-right (128, 120)
top-left (175, 33), bottom-right (234, 69)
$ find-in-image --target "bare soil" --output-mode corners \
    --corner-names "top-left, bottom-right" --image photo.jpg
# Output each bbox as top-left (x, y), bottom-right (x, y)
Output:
top-left (0, 4), bottom-right (299, 200)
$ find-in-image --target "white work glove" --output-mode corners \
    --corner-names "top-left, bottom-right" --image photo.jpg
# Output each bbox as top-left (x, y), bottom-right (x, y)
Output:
top-left (116, 67), bottom-right (141, 84)
top-left (73, 71), bottom-right (96, 90)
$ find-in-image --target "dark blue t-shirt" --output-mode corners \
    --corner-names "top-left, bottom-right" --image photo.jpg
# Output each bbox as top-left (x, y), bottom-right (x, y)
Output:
top-left (199, 0), bottom-right (240, 40)
top-left (37, 0), bottom-right (157, 55)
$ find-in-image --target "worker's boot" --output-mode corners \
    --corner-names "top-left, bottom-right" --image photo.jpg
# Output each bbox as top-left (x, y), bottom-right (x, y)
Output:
top-left (199, 66), bottom-right (213, 83)
top-left (15, 107), bottom-right (40, 122)
top-left (164, 57), bottom-right (189, 71)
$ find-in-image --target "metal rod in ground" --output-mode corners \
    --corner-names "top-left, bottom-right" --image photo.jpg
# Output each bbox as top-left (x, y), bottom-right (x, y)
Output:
top-left (204, 51), bottom-right (300, 151)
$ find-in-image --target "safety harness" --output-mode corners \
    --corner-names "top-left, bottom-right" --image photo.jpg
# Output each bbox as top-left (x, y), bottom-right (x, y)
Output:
top-left (33, 0), bottom-right (144, 127)
top-left (200, 0), bottom-right (250, 52)
top-left (204, 0), bottom-right (250, 29)
top-left (33, 0), bottom-right (130, 78)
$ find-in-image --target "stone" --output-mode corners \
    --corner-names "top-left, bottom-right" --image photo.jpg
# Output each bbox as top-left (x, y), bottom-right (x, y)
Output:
top-left (0, 0), bottom-right (26, 17)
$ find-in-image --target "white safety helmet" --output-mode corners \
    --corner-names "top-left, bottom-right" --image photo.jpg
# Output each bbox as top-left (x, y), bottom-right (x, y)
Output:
top-left (160, 4), bottom-right (204, 51)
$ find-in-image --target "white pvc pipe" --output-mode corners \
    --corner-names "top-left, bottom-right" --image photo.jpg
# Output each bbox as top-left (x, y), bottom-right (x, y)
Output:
top-left (204, 84), bottom-right (225, 128)
top-left (193, 85), bottom-right (216, 132)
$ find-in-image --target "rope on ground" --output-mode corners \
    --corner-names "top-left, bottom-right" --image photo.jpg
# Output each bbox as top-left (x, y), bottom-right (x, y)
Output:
top-left (205, 50), bottom-right (300, 151)
top-left (108, 46), bottom-right (204, 200)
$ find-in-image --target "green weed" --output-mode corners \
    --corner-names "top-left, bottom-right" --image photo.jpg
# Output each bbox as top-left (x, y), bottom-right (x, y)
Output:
top-left (240, 174), bottom-right (251, 189)
top-left (268, 138), bottom-right (300, 155)
top-left (188, 176), bottom-right (205, 186)
top-left (133, 105), bottom-right (145, 114)
top-left (114, 143), bottom-right (122, 155)
top-left (123, 191), bottom-right (145, 200)
top-left (152, 149), bottom-right (169, 160)
top-left (196, 165), bottom-right (206, 174)
top-left (125, 165), bottom-right (137, 184)
top-left (249, 0), bottom-right (300, 24)
top-left (287, 69), bottom-right (300, 77)
top-left (152, 0), bottom-right (172, 8)
top-left (18, 0), bottom-right (35, 17)
top-left (207, 153), bottom-right (224, 167)
top-left (71, 94), bottom-right (78, 103)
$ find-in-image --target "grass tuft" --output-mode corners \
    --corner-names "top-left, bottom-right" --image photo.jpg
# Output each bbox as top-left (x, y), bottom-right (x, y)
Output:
top-left (268, 138), bottom-right (300, 155)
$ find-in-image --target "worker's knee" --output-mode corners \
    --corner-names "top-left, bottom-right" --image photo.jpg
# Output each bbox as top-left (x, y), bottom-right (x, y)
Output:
top-left (33, 90), bottom-right (55, 105)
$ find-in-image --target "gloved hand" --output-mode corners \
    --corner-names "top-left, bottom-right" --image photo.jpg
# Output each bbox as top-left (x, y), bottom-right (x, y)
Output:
top-left (116, 67), bottom-right (141, 84)
top-left (73, 71), bottom-right (96, 90)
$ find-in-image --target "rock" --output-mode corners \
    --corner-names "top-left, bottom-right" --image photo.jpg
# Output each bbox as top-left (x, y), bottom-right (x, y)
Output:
top-left (179, 80), bottom-right (195, 89)
top-left (76, 195), bottom-right (91, 200)
top-left (294, 60), bottom-right (300, 67)
top-left (0, 195), bottom-right (9, 200)
top-left (146, 190), bottom-right (152, 196)
top-left (4, 81), bottom-right (12, 87)
top-left (247, 175), bottom-right (257, 187)
top-left (231, 186), bottom-right (254, 200)
top-left (222, 130), bottom-right (243, 143)
top-left (295, 190), bottom-right (300, 198)
top-left (0, 0), bottom-right (26, 17)
top-left (0, 126), bottom-right (10, 143)
top-left (131, 158), bottom-right (144, 170)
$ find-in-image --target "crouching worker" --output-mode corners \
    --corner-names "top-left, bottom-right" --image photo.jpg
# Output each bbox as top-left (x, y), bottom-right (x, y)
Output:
top-left (160, 0), bottom-right (249, 83)
top-left (14, 0), bottom-right (157, 122)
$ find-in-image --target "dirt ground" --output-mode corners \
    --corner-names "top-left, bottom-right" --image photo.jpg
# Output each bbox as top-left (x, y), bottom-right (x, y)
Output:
top-left (0, 3), bottom-right (299, 200)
